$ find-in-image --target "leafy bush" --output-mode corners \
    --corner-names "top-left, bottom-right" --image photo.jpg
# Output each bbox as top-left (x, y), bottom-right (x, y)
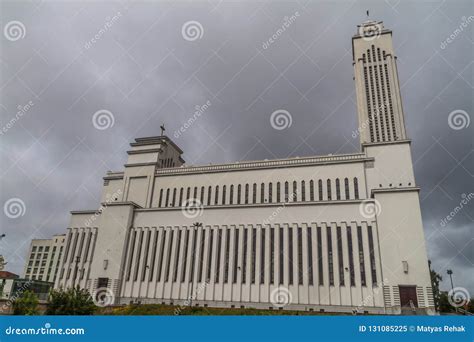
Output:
top-left (12, 290), bottom-right (39, 315)
top-left (46, 286), bottom-right (96, 315)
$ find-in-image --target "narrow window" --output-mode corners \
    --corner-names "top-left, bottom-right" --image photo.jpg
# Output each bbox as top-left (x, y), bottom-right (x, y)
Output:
top-left (318, 180), bottom-right (323, 201)
top-left (260, 228), bottom-right (265, 283)
top-left (206, 229), bottom-right (214, 282)
top-left (261, 183), bottom-right (265, 203)
top-left (237, 185), bottom-right (241, 205)
top-left (347, 226), bottom-right (355, 287)
top-left (301, 181), bottom-right (306, 201)
top-left (229, 185), bottom-right (234, 205)
top-left (354, 178), bottom-right (359, 199)
top-left (284, 182), bottom-right (289, 202)
top-left (337, 226), bottom-right (344, 286)
top-left (172, 188), bottom-right (177, 207)
top-left (292, 181), bottom-right (297, 201)
top-left (368, 226), bottom-right (377, 285)
top-left (224, 228), bottom-right (230, 283)
top-left (344, 178), bottom-right (350, 199)
top-left (193, 186), bottom-right (198, 199)
top-left (165, 230), bottom-right (174, 282)
top-left (288, 228), bottom-right (293, 285)
top-left (200, 186), bottom-right (205, 204)
top-left (310, 180), bottom-right (314, 201)
top-left (215, 186), bottom-right (219, 205)
top-left (157, 230), bottom-right (167, 282)
top-left (189, 229), bottom-right (197, 282)
top-left (159, 189), bottom-right (163, 208)
top-left (180, 229), bottom-right (189, 282)
top-left (298, 227), bottom-right (303, 285)
top-left (277, 182), bottom-right (281, 202)
top-left (173, 230), bottom-right (181, 282)
top-left (215, 229), bottom-right (222, 283)
top-left (126, 230), bottom-right (137, 281)
top-left (357, 226), bottom-right (366, 286)
top-left (242, 228), bottom-right (248, 283)
top-left (253, 183), bottom-right (257, 204)
top-left (270, 228), bottom-right (275, 284)
top-left (327, 179), bottom-right (332, 201)
top-left (149, 230), bottom-right (159, 281)
top-left (207, 186), bottom-right (212, 206)
top-left (336, 179), bottom-right (341, 200)
top-left (186, 187), bottom-right (191, 201)
top-left (222, 185), bottom-right (226, 205)
top-left (268, 183), bottom-right (273, 203)
top-left (179, 188), bottom-right (184, 205)
top-left (279, 227), bottom-right (284, 284)
top-left (142, 230), bottom-right (151, 281)
top-left (251, 228), bottom-right (256, 284)
top-left (307, 227), bottom-right (314, 285)
top-left (165, 189), bottom-right (170, 207)
top-left (245, 184), bottom-right (249, 204)
top-left (198, 229), bottom-right (206, 282)
top-left (232, 229), bottom-right (239, 284)
top-left (327, 227), bottom-right (334, 286)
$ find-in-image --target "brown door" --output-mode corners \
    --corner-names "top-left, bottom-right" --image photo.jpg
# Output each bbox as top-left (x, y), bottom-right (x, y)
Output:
top-left (399, 285), bottom-right (418, 307)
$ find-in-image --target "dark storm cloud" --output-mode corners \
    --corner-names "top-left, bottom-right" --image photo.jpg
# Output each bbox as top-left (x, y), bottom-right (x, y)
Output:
top-left (0, 0), bottom-right (472, 295)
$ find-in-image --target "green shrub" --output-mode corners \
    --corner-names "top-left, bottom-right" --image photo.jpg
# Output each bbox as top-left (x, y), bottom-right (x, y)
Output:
top-left (46, 286), bottom-right (96, 315)
top-left (12, 290), bottom-right (39, 315)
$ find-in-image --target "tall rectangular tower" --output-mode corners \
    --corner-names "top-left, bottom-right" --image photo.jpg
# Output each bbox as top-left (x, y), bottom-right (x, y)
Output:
top-left (353, 21), bottom-right (434, 314)
top-left (353, 21), bottom-right (407, 144)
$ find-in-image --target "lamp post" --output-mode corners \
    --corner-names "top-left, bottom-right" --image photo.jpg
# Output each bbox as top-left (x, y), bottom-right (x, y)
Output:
top-left (447, 269), bottom-right (457, 312)
top-left (189, 222), bottom-right (202, 307)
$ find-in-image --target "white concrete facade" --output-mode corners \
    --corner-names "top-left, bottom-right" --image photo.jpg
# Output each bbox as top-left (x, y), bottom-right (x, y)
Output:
top-left (55, 21), bottom-right (435, 314)
top-left (24, 234), bottom-right (65, 283)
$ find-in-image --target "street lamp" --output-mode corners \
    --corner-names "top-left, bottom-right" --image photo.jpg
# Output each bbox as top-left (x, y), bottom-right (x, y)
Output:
top-left (447, 269), bottom-right (454, 291)
top-left (189, 222), bottom-right (202, 307)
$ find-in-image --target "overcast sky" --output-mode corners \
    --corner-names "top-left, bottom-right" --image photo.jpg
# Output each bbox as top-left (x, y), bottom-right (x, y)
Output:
top-left (0, 0), bottom-right (472, 296)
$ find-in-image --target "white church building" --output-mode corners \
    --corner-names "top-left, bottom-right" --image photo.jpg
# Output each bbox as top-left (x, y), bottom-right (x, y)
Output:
top-left (55, 21), bottom-right (435, 315)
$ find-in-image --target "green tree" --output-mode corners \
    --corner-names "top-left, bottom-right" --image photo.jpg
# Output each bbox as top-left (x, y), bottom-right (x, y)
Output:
top-left (428, 260), bottom-right (443, 311)
top-left (12, 290), bottom-right (39, 315)
top-left (46, 286), bottom-right (96, 315)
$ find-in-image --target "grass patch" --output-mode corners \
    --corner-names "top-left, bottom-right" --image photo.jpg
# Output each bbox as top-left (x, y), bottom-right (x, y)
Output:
top-left (97, 304), bottom-right (351, 316)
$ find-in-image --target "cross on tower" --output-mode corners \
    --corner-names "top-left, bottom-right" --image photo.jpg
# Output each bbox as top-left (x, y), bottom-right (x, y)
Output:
top-left (160, 124), bottom-right (165, 136)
